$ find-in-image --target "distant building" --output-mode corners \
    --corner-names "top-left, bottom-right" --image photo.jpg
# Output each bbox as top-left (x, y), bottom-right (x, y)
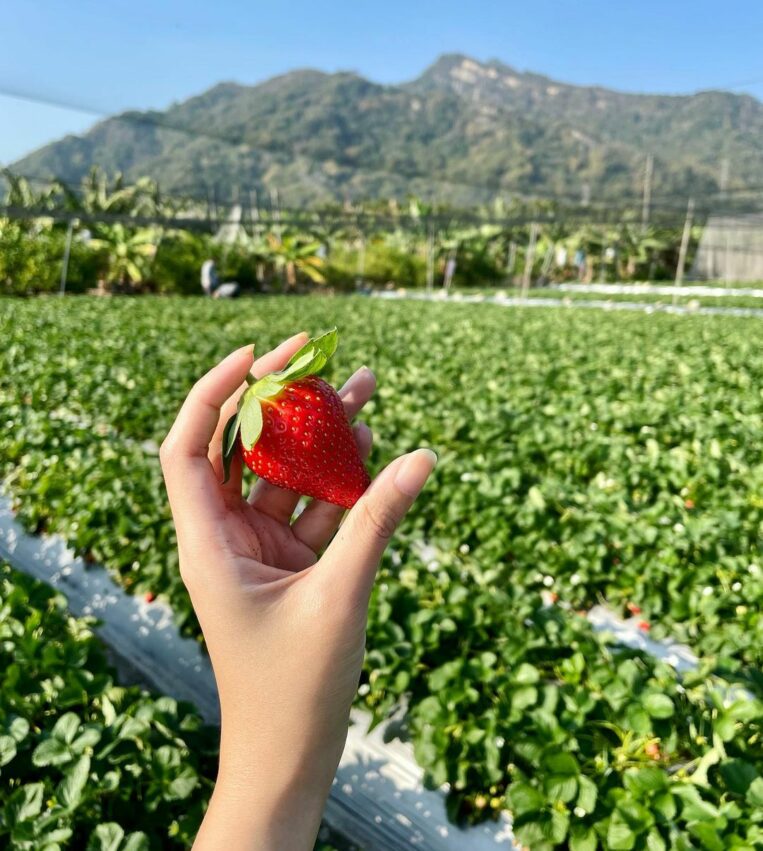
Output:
top-left (692, 214), bottom-right (763, 282)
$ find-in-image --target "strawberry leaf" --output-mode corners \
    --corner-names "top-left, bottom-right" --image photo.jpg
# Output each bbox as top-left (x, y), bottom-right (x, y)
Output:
top-left (221, 414), bottom-right (239, 484)
top-left (278, 328), bottom-right (338, 382)
top-left (239, 397), bottom-right (264, 450)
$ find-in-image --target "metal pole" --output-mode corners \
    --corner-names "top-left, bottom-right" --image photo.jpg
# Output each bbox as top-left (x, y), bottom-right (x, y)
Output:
top-left (59, 219), bottom-right (75, 295)
top-left (507, 240), bottom-right (517, 287)
top-left (521, 223), bottom-right (539, 297)
top-left (674, 198), bottom-right (695, 291)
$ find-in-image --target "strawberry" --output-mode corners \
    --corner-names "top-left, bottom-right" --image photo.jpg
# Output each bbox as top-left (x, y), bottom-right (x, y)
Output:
top-left (222, 329), bottom-right (370, 509)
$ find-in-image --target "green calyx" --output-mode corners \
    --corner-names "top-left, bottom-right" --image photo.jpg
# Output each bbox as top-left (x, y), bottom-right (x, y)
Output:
top-left (221, 328), bottom-right (338, 482)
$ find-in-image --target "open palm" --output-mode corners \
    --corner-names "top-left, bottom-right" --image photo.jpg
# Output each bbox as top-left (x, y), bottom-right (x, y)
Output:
top-left (160, 332), bottom-right (436, 850)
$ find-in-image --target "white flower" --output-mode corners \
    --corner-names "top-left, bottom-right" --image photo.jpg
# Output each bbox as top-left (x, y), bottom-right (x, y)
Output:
top-left (358, 684), bottom-right (370, 696)
top-left (459, 544), bottom-right (470, 554)
top-left (495, 736), bottom-right (505, 748)
top-left (574, 806), bottom-right (586, 818)
top-left (427, 560), bottom-right (440, 572)
top-left (543, 575), bottom-right (555, 587)
top-left (590, 422), bottom-right (598, 431)
top-left (702, 586), bottom-right (713, 597)
top-left (737, 605), bottom-right (749, 616)
top-left (749, 563), bottom-right (760, 576)
top-left (673, 523), bottom-right (685, 533)
top-left (732, 581), bottom-right (742, 592)
top-left (570, 573), bottom-right (582, 586)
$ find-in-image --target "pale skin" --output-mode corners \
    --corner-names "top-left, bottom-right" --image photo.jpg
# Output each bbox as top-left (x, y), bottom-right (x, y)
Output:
top-left (160, 332), bottom-right (437, 850)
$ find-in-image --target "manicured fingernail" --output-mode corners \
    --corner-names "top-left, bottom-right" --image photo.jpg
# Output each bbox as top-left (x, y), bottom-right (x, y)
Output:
top-left (341, 365), bottom-right (375, 397)
top-left (394, 449), bottom-right (437, 497)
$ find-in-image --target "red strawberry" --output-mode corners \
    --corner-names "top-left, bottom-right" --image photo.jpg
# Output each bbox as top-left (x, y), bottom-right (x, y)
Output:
top-left (637, 620), bottom-right (651, 632)
top-left (627, 602), bottom-right (642, 615)
top-left (222, 329), bottom-right (370, 509)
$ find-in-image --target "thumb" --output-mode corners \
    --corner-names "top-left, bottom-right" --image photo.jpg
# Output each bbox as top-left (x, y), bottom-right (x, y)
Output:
top-left (319, 448), bottom-right (437, 605)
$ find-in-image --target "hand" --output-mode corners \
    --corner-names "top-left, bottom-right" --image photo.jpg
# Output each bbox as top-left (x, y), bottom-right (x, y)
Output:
top-left (160, 333), bottom-right (436, 851)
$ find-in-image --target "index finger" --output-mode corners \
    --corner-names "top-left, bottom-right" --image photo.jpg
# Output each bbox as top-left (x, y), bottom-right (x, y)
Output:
top-left (160, 344), bottom-right (255, 499)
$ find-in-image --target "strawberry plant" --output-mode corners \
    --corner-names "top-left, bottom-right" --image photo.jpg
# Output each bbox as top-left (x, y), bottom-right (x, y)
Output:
top-left (0, 560), bottom-right (217, 848)
top-left (2, 294), bottom-right (763, 846)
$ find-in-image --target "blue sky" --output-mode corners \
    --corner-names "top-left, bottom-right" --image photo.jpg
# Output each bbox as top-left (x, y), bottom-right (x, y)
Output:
top-left (2, 0), bottom-right (762, 164)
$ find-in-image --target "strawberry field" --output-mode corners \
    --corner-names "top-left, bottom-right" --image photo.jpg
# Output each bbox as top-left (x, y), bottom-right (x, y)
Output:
top-left (2, 294), bottom-right (763, 849)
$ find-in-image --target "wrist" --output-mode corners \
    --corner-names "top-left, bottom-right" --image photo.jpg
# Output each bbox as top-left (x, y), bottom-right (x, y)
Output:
top-left (195, 768), bottom-right (328, 851)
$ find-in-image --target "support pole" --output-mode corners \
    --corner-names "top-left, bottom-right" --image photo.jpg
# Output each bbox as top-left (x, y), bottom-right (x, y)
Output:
top-left (521, 223), bottom-right (539, 297)
top-left (59, 219), bottom-right (75, 295)
top-left (674, 198), bottom-right (695, 292)
top-left (506, 240), bottom-right (517, 287)
top-left (425, 223), bottom-right (435, 292)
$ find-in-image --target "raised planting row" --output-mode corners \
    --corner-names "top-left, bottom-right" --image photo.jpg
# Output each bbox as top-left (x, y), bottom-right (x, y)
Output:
top-left (1, 295), bottom-right (763, 847)
top-left (0, 560), bottom-right (216, 849)
top-left (446, 287), bottom-right (763, 311)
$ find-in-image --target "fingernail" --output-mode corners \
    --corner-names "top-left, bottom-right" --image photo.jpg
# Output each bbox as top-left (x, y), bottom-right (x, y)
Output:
top-left (394, 449), bottom-right (437, 497)
top-left (341, 365), bottom-right (375, 396)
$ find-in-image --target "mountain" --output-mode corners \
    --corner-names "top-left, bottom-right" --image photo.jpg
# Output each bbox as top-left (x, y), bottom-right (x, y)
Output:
top-left (11, 54), bottom-right (763, 208)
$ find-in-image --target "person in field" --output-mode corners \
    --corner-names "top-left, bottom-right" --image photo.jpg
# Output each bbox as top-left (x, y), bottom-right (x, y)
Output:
top-left (160, 333), bottom-right (436, 849)
top-left (200, 258), bottom-right (240, 298)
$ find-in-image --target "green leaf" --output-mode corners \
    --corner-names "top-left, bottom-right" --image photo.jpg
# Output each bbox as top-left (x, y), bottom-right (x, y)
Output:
top-left (122, 834), bottom-right (151, 851)
top-left (7, 716), bottom-right (30, 743)
top-left (239, 397), bottom-right (264, 450)
top-left (643, 693), bottom-right (674, 719)
top-left (653, 792), bottom-right (676, 821)
top-left (570, 826), bottom-right (598, 851)
top-left (166, 766), bottom-right (199, 800)
top-left (528, 485), bottom-right (546, 511)
top-left (52, 712), bottom-right (81, 744)
top-left (515, 662), bottom-right (540, 684)
top-left (719, 759), bottom-right (758, 795)
top-left (546, 774), bottom-right (578, 803)
top-left (59, 754), bottom-right (90, 810)
top-left (279, 328), bottom-right (338, 382)
top-left (673, 785), bottom-right (719, 821)
top-left (87, 823), bottom-right (124, 851)
top-left (0, 734), bottom-right (16, 767)
top-left (645, 828), bottom-right (667, 851)
top-left (607, 811), bottom-right (637, 850)
top-left (746, 777), bottom-right (763, 807)
top-left (545, 751), bottom-right (580, 776)
top-left (32, 736), bottom-right (71, 767)
top-left (221, 413), bottom-right (239, 483)
top-left (577, 774), bottom-right (598, 814)
top-left (507, 782), bottom-right (545, 816)
top-left (624, 766), bottom-right (667, 795)
top-left (9, 782), bottom-right (44, 823)
top-left (545, 809), bottom-right (570, 844)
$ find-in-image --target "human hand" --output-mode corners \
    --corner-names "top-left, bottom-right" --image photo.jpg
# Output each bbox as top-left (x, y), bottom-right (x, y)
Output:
top-left (160, 332), bottom-right (436, 850)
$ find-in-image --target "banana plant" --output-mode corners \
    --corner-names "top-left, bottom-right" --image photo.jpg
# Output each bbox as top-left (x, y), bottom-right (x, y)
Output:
top-left (88, 223), bottom-right (158, 288)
